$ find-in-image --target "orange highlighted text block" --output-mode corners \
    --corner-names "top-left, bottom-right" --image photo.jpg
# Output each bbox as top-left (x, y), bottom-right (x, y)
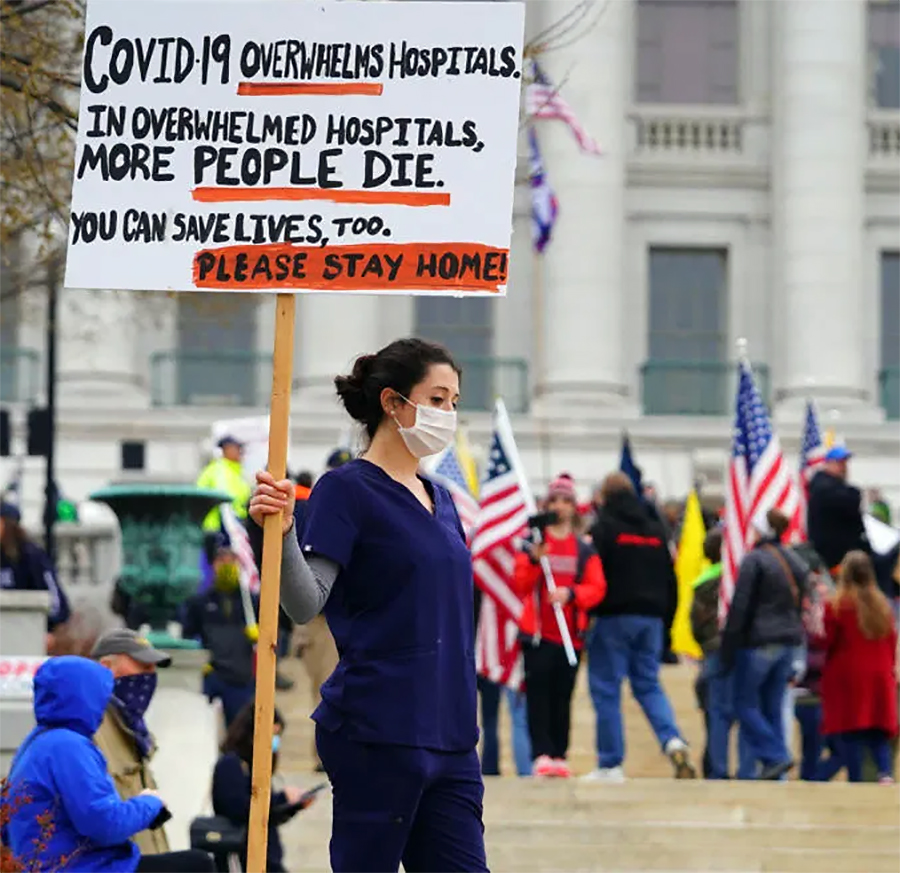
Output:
top-left (193, 242), bottom-right (508, 293)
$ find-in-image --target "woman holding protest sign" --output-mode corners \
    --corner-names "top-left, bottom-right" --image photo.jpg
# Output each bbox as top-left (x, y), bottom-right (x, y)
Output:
top-left (249, 337), bottom-right (486, 873)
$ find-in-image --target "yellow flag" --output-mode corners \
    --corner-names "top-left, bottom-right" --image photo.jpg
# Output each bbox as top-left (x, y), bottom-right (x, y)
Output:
top-left (456, 428), bottom-right (480, 498)
top-left (824, 428), bottom-right (836, 449)
top-left (671, 490), bottom-right (707, 659)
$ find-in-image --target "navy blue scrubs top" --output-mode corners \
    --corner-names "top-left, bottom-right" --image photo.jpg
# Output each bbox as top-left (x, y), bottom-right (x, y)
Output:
top-left (301, 459), bottom-right (478, 752)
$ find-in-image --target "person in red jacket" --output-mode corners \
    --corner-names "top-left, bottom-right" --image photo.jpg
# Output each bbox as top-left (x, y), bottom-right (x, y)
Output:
top-left (820, 550), bottom-right (898, 783)
top-left (514, 473), bottom-right (607, 778)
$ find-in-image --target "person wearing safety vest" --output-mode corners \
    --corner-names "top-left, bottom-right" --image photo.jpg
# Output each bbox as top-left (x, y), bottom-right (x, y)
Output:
top-left (197, 436), bottom-right (252, 533)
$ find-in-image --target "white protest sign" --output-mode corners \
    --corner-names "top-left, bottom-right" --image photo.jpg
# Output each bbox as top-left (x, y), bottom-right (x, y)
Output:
top-left (64, 0), bottom-right (525, 297)
top-left (0, 656), bottom-right (45, 698)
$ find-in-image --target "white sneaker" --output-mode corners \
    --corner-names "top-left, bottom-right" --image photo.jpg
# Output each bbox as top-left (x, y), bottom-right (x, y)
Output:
top-left (581, 766), bottom-right (625, 783)
top-left (664, 737), bottom-right (697, 779)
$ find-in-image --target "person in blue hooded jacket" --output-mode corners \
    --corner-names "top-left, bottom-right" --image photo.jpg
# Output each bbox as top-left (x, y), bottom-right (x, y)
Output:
top-left (1, 656), bottom-right (215, 873)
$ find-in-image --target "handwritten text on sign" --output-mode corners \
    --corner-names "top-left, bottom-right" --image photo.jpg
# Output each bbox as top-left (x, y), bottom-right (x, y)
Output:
top-left (64, 0), bottom-right (525, 296)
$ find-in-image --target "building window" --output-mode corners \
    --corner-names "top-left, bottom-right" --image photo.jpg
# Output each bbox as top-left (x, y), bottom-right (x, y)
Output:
top-left (635, 0), bottom-right (739, 105)
top-left (175, 294), bottom-right (260, 405)
top-left (869, 1), bottom-right (900, 109)
top-left (414, 297), bottom-right (493, 410)
top-left (880, 251), bottom-right (900, 419)
top-left (643, 247), bottom-right (731, 415)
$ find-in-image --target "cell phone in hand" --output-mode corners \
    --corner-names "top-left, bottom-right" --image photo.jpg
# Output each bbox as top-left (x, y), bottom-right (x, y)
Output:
top-left (299, 783), bottom-right (328, 805)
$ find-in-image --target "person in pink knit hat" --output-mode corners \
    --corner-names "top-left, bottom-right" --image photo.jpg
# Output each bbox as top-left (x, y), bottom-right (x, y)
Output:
top-left (513, 473), bottom-right (607, 777)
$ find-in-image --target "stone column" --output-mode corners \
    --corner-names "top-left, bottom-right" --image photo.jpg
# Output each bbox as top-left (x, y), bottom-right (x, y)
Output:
top-left (773, 0), bottom-right (874, 417)
top-left (534, 0), bottom-right (632, 409)
top-left (295, 295), bottom-right (381, 404)
top-left (57, 288), bottom-right (149, 409)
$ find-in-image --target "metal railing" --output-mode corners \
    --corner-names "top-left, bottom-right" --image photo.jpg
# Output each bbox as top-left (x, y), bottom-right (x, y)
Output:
top-left (641, 360), bottom-right (771, 416)
top-left (149, 350), bottom-right (529, 412)
top-left (0, 346), bottom-right (41, 404)
top-left (455, 357), bottom-right (529, 413)
top-left (880, 366), bottom-right (899, 421)
top-left (149, 350), bottom-right (273, 408)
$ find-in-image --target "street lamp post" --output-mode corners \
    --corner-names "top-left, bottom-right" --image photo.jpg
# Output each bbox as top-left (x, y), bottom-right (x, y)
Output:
top-left (42, 253), bottom-right (59, 562)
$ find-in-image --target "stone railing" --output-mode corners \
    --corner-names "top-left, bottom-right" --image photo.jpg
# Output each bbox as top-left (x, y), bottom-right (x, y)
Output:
top-left (630, 106), bottom-right (748, 156)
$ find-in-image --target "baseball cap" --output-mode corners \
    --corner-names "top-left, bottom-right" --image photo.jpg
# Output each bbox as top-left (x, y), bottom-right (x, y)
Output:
top-left (91, 628), bottom-right (172, 667)
top-left (0, 501), bottom-right (21, 522)
top-left (825, 446), bottom-right (852, 462)
top-left (217, 435), bottom-right (243, 449)
top-left (326, 448), bottom-right (352, 469)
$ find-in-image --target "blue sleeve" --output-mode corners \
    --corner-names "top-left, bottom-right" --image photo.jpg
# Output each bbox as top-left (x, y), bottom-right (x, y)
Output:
top-left (51, 738), bottom-right (163, 845)
top-left (300, 472), bottom-right (360, 569)
top-left (212, 754), bottom-right (251, 824)
top-left (25, 546), bottom-right (70, 629)
top-left (180, 595), bottom-right (204, 643)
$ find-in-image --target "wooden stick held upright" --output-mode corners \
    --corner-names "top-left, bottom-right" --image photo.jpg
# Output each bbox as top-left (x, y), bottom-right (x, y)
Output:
top-left (247, 293), bottom-right (296, 873)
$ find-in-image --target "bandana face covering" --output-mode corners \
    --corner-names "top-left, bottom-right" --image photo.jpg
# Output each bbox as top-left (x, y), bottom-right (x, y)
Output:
top-left (112, 672), bottom-right (158, 758)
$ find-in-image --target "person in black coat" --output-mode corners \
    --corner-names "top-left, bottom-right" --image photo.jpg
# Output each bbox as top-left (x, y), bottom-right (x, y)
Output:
top-left (584, 473), bottom-right (695, 781)
top-left (212, 702), bottom-right (316, 872)
top-left (807, 446), bottom-right (870, 572)
top-left (0, 501), bottom-right (71, 648)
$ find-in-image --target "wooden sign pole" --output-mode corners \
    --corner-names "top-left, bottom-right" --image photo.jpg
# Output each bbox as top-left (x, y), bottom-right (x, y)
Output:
top-left (247, 293), bottom-right (296, 873)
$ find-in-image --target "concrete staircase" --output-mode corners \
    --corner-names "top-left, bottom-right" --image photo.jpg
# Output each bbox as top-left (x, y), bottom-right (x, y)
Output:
top-left (279, 777), bottom-right (900, 872)
top-left (274, 659), bottom-right (899, 872)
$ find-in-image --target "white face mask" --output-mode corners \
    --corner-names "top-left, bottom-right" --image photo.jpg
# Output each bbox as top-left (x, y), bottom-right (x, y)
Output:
top-left (394, 396), bottom-right (457, 458)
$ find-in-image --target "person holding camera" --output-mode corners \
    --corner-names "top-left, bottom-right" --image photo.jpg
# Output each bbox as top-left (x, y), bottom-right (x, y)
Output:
top-left (513, 474), bottom-right (607, 778)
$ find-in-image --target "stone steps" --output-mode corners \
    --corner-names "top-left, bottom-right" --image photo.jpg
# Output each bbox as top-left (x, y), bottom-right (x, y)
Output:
top-left (279, 778), bottom-right (900, 872)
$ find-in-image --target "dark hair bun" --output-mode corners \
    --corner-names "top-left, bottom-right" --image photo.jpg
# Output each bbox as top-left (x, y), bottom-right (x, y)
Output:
top-left (334, 354), bottom-right (377, 423)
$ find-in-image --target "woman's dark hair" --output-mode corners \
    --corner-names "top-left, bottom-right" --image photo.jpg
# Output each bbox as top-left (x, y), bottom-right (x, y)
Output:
top-left (334, 338), bottom-right (461, 440)
top-left (767, 508), bottom-right (791, 541)
top-left (221, 701), bottom-right (285, 763)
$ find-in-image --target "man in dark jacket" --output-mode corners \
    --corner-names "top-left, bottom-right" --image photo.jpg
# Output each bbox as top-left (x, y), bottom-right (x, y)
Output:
top-left (807, 446), bottom-right (869, 573)
top-left (584, 473), bottom-right (695, 782)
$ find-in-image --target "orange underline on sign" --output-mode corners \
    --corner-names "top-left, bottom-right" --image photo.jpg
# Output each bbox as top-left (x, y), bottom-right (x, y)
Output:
top-left (191, 188), bottom-right (451, 207)
top-left (237, 82), bottom-right (384, 96)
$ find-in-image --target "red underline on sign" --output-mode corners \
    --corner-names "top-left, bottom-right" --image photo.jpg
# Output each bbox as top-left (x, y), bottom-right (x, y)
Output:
top-left (237, 82), bottom-right (384, 96)
top-left (191, 187), bottom-right (452, 207)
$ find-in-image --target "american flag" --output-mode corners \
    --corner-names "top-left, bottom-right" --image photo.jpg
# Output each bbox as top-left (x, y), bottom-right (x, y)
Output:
top-left (427, 444), bottom-right (480, 538)
top-left (795, 401), bottom-right (827, 539)
top-left (220, 503), bottom-right (261, 596)
top-left (528, 127), bottom-right (558, 254)
top-left (720, 361), bottom-right (802, 619)
top-left (525, 60), bottom-right (602, 155)
top-left (470, 429), bottom-right (528, 689)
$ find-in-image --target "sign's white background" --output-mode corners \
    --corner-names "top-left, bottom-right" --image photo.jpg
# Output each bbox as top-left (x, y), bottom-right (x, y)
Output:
top-left (64, 0), bottom-right (525, 295)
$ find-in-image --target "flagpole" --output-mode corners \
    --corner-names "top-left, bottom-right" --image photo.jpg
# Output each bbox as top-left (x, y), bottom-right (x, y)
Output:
top-left (495, 399), bottom-right (578, 667)
top-left (529, 123), bottom-right (552, 484)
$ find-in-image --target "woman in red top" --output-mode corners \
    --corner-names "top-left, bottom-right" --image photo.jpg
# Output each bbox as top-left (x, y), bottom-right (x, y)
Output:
top-left (513, 474), bottom-right (606, 778)
top-left (820, 550), bottom-right (898, 783)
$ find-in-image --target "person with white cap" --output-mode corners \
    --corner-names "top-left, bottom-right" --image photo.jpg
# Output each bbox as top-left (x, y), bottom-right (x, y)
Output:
top-left (720, 508), bottom-right (811, 780)
top-left (92, 629), bottom-right (173, 855)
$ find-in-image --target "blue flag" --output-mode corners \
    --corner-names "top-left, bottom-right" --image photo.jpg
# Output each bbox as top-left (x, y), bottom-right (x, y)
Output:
top-left (620, 433), bottom-right (643, 496)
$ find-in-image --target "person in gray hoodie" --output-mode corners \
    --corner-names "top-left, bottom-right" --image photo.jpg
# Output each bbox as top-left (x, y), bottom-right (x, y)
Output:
top-left (721, 509), bottom-right (809, 780)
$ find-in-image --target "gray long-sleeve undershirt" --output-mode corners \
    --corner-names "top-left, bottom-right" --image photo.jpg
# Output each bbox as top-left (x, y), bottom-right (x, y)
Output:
top-left (279, 525), bottom-right (339, 624)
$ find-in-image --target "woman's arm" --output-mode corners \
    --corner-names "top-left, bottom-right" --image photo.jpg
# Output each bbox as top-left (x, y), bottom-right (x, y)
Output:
top-left (512, 550), bottom-right (542, 597)
top-left (573, 554), bottom-right (607, 611)
top-left (280, 534), bottom-right (340, 624)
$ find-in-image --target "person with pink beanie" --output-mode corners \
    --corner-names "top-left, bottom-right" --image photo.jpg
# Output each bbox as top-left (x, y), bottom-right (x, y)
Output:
top-left (513, 473), bottom-right (607, 777)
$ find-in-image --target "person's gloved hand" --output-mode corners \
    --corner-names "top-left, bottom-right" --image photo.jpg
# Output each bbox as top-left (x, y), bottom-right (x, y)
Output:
top-left (245, 623), bottom-right (260, 643)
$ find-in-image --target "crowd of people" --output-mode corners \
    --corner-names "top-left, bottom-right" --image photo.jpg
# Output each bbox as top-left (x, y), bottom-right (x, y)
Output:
top-left (2, 336), bottom-right (898, 873)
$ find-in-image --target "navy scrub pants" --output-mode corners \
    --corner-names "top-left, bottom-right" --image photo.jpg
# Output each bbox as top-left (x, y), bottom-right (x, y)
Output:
top-left (316, 725), bottom-right (489, 873)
